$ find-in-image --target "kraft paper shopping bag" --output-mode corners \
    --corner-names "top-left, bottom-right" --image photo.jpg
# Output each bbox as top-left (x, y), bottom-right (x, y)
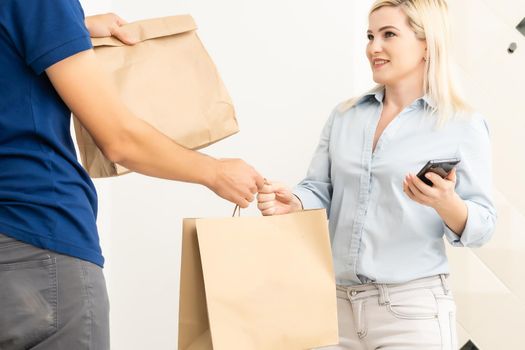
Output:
top-left (74, 15), bottom-right (239, 178)
top-left (178, 209), bottom-right (338, 350)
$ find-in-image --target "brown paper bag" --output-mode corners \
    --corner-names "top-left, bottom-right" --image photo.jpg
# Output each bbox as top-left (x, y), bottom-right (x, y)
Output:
top-left (74, 15), bottom-right (239, 178)
top-left (178, 209), bottom-right (339, 350)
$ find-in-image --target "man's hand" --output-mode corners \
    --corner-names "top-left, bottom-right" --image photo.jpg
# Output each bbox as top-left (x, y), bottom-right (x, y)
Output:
top-left (207, 159), bottom-right (265, 208)
top-left (84, 13), bottom-right (137, 45)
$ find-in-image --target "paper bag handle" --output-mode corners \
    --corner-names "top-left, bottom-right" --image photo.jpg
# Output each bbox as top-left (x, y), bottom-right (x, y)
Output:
top-left (231, 179), bottom-right (268, 217)
top-left (232, 205), bottom-right (241, 217)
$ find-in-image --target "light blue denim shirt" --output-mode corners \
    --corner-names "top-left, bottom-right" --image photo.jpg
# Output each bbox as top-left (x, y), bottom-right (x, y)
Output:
top-left (293, 89), bottom-right (497, 286)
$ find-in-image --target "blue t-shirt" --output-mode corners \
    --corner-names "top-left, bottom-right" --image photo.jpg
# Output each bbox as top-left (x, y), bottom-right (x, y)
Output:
top-left (0, 0), bottom-right (103, 266)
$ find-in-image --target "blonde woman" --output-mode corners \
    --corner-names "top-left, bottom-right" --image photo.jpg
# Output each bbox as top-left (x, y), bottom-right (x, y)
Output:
top-left (257, 0), bottom-right (496, 348)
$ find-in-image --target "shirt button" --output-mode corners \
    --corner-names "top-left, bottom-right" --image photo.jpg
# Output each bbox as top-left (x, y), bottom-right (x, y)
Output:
top-left (350, 290), bottom-right (358, 297)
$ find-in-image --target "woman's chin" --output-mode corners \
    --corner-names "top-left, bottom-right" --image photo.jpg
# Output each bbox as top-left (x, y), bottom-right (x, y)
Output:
top-left (372, 73), bottom-right (393, 86)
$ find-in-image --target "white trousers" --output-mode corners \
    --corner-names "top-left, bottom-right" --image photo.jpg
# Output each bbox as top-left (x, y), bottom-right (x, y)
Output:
top-left (317, 275), bottom-right (458, 350)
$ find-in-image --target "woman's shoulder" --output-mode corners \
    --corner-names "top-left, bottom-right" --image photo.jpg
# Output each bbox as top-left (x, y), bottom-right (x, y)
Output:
top-left (453, 109), bottom-right (490, 136)
top-left (446, 110), bottom-right (492, 150)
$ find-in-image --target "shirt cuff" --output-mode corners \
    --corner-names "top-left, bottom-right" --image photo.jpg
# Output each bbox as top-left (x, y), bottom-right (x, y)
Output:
top-left (443, 200), bottom-right (495, 247)
top-left (30, 35), bottom-right (93, 74)
top-left (292, 186), bottom-right (325, 210)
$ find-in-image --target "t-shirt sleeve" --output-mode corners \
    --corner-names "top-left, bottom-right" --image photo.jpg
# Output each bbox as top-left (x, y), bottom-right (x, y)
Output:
top-left (2, 0), bottom-right (92, 74)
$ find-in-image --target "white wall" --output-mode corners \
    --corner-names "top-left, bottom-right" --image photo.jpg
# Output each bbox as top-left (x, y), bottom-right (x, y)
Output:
top-left (80, 1), bottom-right (373, 349)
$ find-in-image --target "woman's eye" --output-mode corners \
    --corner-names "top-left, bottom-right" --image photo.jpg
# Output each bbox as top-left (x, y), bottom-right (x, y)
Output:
top-left (367, 34), bottom-right (374, 40)
top-left (385, 31), bottom-right (396, 38)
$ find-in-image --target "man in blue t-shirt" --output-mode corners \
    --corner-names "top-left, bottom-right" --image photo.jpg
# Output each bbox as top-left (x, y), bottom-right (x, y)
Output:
top-left (0, 1), bottom-right (264, 348)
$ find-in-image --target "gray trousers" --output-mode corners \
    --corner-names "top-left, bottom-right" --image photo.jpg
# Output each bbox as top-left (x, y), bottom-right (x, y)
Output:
top-left (0, 233), bottom-right (110, 350)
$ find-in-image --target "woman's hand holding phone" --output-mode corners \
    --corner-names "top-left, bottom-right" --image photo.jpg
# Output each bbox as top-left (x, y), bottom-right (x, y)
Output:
top-left (403, 159), bottom-right (460, 211)
top-left (404, 158), bottom-right (468, 235)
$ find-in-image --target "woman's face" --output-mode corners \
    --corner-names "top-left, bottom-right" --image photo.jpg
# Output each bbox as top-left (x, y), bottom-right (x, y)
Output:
top-left (366, 6), bottom-right (427, 87)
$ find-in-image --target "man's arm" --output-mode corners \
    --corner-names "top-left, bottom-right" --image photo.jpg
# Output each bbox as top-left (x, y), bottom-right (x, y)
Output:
top-left (46, 49), bottom-right (264, 207)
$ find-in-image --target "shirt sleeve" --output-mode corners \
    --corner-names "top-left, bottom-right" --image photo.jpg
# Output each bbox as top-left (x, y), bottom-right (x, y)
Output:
top-left (2, 0), bottom-right (92, 74)
top-left (293, 109), bottom-right (336, 216)
top-left (444, 114), bottom-right (497, 247)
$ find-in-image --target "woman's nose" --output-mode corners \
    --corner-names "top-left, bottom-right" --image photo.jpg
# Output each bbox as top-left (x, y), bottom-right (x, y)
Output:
top-left (368, 39), bottom-right (383, 54)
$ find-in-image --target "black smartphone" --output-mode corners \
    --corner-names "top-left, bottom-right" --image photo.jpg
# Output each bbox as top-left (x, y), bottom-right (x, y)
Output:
top-left (416, 158), bottom-right (461, 186)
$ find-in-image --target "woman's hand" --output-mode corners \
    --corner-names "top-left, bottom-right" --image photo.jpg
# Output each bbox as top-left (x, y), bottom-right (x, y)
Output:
top-left (84, 13), bottom-right (137, 45)
top-left (403, 168), bottom-right (458, 210)
top-left (403, 168), bottom-right (468, 235)
top-left (257, 181), bottom-right (303, 216)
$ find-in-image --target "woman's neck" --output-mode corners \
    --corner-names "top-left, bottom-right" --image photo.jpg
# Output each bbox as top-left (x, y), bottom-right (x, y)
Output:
top-left (383, 76), bottom-right (425, 111)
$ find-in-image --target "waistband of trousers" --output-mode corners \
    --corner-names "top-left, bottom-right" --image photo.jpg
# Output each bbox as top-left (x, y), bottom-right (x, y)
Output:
top-left (336, 274), bottom-right (450, 299)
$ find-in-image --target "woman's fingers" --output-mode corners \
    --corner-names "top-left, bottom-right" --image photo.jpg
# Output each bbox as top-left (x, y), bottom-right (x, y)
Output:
top-left (404, 177), bottom-right (427, 205)
top-left (258, 200), bottom-right (275, 211)
top-left (409, 173), bottom-right (437, 197)
top-left (258, 183), bottom-right (274, 194)
top-left (445, 167), bottom-right (457, 182)
top-left (257, 192), bottom-right (275, 202)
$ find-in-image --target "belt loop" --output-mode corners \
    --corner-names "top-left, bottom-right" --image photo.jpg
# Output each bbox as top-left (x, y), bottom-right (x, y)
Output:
top-left (440, 274), bottom-right (450, 295)
top-left (377, 284), bottom-right (390, 305)
top-left (346, 287), bottom-right (358, 300)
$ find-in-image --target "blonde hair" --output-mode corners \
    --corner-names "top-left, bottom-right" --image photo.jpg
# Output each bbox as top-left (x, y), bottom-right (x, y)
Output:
top-left (341, 0), bottom-right (470, 125)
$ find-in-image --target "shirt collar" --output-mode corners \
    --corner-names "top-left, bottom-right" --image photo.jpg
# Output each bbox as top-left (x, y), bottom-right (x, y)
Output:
top-left (420, 95), bottom-right (436, 109)
top-left (354, 87), bottom-right (385, 106)
top-left (356, 87), bottom-right (436, 109)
